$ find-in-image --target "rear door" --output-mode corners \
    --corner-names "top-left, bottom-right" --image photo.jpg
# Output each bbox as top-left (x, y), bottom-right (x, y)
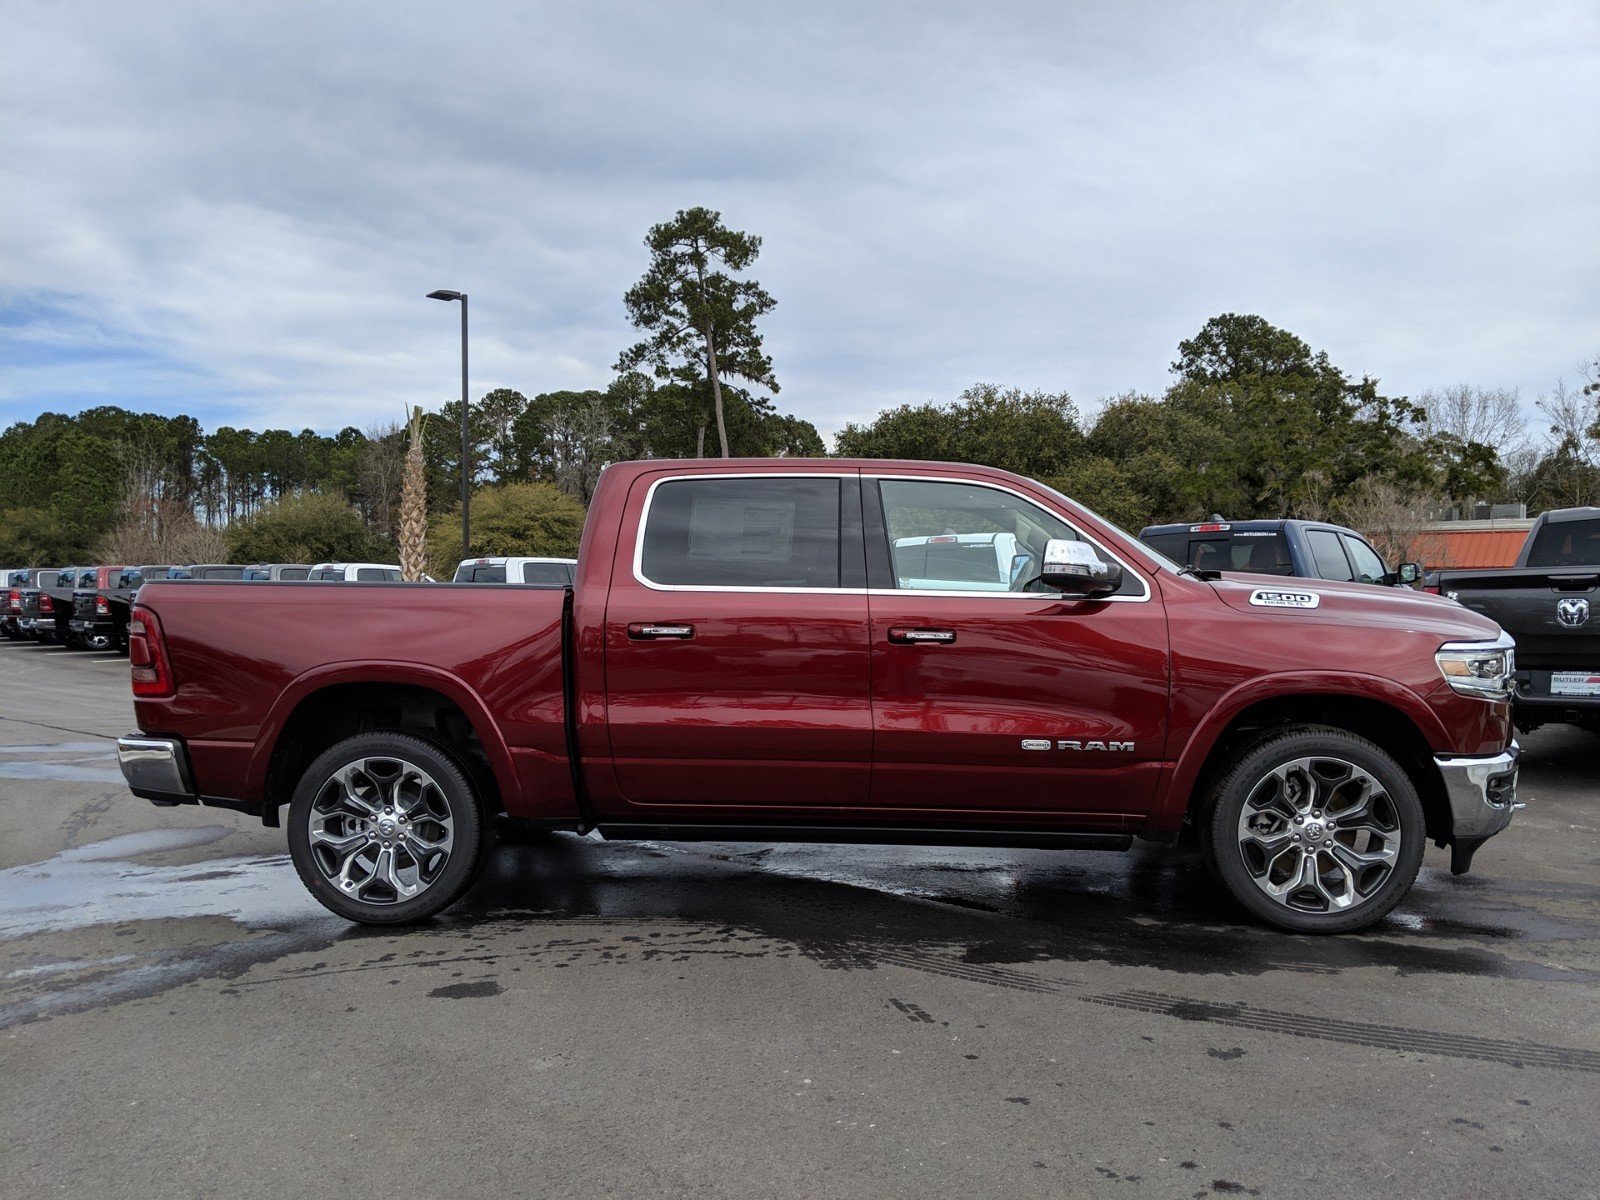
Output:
top-left (1304, 528), bottom-right (1356, 582)
top-left (863, 474), bottom-right (1170, 824)
top-left (601, 470), bottom-right (871, 817)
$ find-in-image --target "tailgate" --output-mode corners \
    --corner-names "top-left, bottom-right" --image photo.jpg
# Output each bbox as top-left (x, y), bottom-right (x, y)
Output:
top-left (1441, 570), bottom-right (1598, 670)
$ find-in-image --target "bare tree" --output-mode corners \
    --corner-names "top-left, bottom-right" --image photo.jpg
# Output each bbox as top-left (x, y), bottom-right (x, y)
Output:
top-left (93, 494), bottom-right (228, 565)
top-left (1531, 372), bottom-right (1600, 507)
top-left (356, 420), bottom-right (406, 539)
top-left (1334, 477), bottom-right (1448, 569)
top-left (1418, 384), bottom-right (1527, 458)
top-left (547, 395), bottom-right (616, 505)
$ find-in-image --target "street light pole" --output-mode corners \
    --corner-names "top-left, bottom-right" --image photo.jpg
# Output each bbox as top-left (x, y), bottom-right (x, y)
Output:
top-left (427, 289), bottom-right (470, 558)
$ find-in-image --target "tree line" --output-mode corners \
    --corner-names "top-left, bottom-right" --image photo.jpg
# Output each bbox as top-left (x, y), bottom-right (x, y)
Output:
top-left (2, 206), bottom-right (1596, 569)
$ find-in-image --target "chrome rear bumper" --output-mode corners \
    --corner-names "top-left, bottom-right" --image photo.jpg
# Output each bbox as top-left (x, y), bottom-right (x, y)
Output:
top-left (117, 735), bottom-right (196, 804)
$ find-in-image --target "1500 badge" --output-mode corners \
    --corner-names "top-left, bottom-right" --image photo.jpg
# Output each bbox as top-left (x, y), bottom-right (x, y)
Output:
top-left (1249, 588), bottom-right (1320, 609)
top-left (1021, 739), bottom-right (1135, 751)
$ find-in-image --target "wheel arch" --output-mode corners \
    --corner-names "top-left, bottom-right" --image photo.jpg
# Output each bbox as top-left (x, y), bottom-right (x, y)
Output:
top-left (1168, 681), bottom-right (1451, 845)
top-left (250, 664), bottom-right (519, 826)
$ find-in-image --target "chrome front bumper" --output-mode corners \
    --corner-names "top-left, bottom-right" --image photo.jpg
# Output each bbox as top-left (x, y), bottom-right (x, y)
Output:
top-left (1435, 742), bottom-right (1522, 843)
top-left (117, 735), bottom-right (196, 804)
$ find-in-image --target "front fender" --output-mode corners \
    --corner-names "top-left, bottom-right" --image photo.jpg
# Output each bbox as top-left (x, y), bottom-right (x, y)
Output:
top-left (1154, 671), bottom-right (1449, 828)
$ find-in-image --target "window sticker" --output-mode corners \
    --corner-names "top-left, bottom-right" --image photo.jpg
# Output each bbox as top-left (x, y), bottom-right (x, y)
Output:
top-left (688, 498), bottom-right (796, 563)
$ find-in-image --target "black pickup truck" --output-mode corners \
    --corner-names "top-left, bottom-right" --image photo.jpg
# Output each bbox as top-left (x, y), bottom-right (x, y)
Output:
top-left (74, 565), bottom-right (173, 652)
top-left (17, 568), bottom-right (81, 644)
top-left (1438, 507), bottom-right (1600, 733)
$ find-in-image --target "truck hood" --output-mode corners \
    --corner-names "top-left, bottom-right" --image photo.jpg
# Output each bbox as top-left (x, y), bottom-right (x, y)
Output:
top-left (1206, 573), bottom-right (1505, 643)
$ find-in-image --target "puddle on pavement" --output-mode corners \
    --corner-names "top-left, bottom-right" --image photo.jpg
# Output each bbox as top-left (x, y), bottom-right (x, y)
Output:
top-left (0, 827), bottom-right (325, 937)
top-left (0, 743), bottom-right (113, 755)
top-left (3, 823), bottom-right (1596, 1032)
top-left (0, 741), bottom-right (125, 784)
top-left (0, 827), bottom-right (342, 1029)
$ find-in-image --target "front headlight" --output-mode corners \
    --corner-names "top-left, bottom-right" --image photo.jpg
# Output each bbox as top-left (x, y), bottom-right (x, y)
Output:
top-left (1436, 636), bottom-right (1515, 700)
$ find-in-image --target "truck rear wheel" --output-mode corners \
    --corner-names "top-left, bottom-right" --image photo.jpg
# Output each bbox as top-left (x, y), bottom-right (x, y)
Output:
top-left (1200, 727), bottom-right (1424, 933)
top-left (287, 732), bottom-right (487, 925)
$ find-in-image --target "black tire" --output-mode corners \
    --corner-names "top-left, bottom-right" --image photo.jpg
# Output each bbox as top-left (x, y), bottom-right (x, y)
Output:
top-left (287, 732), bottom-right (487, 925)
top-left (1200, 726), bottom-right (1425, 934)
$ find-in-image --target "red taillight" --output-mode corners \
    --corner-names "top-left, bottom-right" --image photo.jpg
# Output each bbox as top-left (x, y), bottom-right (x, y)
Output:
top-left (1191, 523), bottom-right (1230, 532)
top-left (96, 595), bottom-right (111, 615)
top-left (128, 605), bottom-right (175, 698)
top-left (39, 594), bottom-right (54, 613)
top-left (1424, 585), bottom-right (1441, 595)
top-left (6, 589), bottom-right (17, 612)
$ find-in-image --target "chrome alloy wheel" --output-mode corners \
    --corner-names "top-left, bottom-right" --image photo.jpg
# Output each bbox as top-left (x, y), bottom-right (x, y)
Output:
top-left (1235, 755), bottom-right (1402, 914)
top-left (305, 757), bottom-right (455, 905)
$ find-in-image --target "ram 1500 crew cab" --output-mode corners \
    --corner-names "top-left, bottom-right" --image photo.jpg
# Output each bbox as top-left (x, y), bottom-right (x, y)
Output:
top-left (117, 459), bottom-right (1521, 933)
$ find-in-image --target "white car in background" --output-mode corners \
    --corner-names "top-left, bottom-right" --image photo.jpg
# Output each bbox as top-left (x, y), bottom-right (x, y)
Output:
top-left (452, 557), bottom-right (577, 587)
top-left (307, 562), bottom-right (406, 582)
top-left (890, 532), bottom-right (1028, 591)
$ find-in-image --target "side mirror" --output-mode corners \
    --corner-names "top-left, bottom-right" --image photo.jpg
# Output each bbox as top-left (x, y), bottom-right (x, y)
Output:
top-left (1396, 562), bottom-right (1421, 586)
top-left (1040, 538), bottom-right (1122, 597)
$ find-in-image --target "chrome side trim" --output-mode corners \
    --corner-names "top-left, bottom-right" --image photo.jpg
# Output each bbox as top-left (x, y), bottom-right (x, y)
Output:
top-left (117, 735), bottom-right (195, 799)
top-left (1434, 742), bottom-right (1520, 841)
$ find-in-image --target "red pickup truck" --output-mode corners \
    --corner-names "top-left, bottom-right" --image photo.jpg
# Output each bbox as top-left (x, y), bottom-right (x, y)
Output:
top-left (117, 459), bottom-right (1520, 933)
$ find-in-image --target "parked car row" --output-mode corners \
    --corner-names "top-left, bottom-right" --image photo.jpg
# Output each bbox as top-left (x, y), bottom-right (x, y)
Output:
top-left (2, 555), bottom-right (581, 653)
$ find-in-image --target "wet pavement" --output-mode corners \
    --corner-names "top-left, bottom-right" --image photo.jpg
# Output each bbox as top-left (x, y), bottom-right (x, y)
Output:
top-left (2, 635), bottom-right (1598, 1198)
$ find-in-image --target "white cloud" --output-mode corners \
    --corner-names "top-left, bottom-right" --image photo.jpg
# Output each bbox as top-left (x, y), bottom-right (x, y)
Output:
top-left (1, 0), bottom-right (1596, 443)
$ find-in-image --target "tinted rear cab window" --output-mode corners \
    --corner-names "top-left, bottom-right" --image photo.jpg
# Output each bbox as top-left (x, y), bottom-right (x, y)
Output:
top-left (641, 477), bottom-right (842, 588)
top-left (1141, 530), bottom-right (1294, 575)
top-left (1524, 518), bottom-right (1600, 567)
top-left (1305, 529), bottom-right (1354, 581)
top-left (523, 562), bottom-right (572, 586)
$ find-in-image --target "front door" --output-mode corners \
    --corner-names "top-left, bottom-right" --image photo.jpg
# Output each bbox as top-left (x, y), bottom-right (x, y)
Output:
top-left (864, 475), bottom-right (1170, 827)
top-left (602, 470), bottom-right (872, 819)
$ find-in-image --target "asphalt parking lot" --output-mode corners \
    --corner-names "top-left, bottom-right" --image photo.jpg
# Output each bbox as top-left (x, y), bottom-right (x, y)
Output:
top-left (2, 636), bottom-right (1597, 1199)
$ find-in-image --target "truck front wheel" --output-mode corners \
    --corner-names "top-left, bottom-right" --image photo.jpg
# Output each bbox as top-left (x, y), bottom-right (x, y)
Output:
top-left (287, 732), bottom-right (487, 925)
top-left (1200, 727), bottom-right (1424, 933)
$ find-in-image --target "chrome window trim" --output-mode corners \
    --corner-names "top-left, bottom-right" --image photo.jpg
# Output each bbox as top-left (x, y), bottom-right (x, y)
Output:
top-left (632, 472), bottom-right (859, 594)
top-left (630, 471), bottom-right (1152, 602)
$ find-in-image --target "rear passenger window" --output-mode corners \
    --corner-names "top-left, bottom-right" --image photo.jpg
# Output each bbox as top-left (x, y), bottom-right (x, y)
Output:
top-left (641, 477), bottom-right (842, 588)
top-left (356, 568), bottom-right (384, 581)
top-left (1306, 530), bottom-right (1354, 581)
top-left (281, 568), bottom-right (309, 581)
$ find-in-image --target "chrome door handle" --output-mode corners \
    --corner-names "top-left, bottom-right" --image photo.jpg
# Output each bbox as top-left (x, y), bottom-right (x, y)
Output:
top-left (628, 623), bottom-right (694, 640)
top-left (888, 627), bottom-right (956, 645)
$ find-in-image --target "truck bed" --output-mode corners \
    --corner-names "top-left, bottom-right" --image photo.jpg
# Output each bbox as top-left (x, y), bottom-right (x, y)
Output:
top-left (132, 580), bottom-right (574, 818)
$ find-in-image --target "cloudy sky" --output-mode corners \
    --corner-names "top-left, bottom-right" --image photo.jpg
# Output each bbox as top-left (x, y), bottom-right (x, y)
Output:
top-left (2, 1), bottom-right (1596, 444)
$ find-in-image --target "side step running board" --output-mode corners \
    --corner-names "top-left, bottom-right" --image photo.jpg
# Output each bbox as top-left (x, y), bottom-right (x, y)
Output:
top-left (593, 824), bottom-right (1134, 852)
